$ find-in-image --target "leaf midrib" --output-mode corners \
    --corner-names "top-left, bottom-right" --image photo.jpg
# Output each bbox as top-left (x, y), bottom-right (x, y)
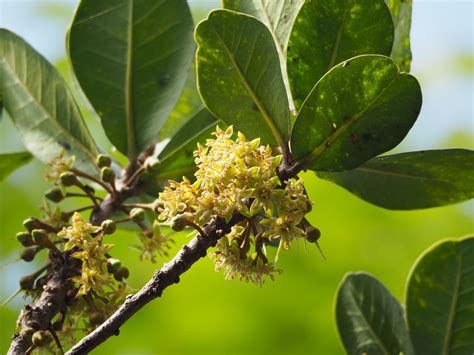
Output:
top-left (304, 72), bottom-right (399, 166)
top-left (328, 0), bottom-right (351, 70)
top-left (125, 0), bottom-right (136, 159)
top-left (256, 0), bottom-right (295, 115)
top-left (212, 26), bottom-right (285, 147)
top-left (0, 55), bottom-right (97, 162)
top-left (356, 166), bottom-right (451, 182)
top-left (442, 251), bottom-right (462, 355)
top-left (347, 284), bottom-right (391, 355)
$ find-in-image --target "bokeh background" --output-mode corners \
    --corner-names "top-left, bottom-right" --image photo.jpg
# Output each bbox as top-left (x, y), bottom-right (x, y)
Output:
top-left (0, 0), bottom-right (473, 354)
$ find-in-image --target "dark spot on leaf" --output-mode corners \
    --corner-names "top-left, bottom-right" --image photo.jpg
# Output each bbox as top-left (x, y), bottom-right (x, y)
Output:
top-left (350, 133), bottom-right (358, 145)
top-left (251, 102), bottom-right (259, 112)
top-left (58, 141), bottom-right (71, 151)
top-left (350, 133), bottom-right (363, 151)
top-left (157, 74), bottom-right (171, 88)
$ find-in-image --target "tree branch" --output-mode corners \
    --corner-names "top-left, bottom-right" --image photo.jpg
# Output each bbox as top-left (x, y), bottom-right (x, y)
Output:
top-left (66, 215), bottom-right (242, 354)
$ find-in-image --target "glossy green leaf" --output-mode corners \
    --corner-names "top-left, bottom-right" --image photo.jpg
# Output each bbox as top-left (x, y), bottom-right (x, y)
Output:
top-left (336, 272), bottom-right (413, 354)
top-left (318, 149), bottom-right (474, 210)
top-left (0, 151), bottom-right (33, 181)
top-left (406, 236), bottom-right (474, 355)
top-left (196, 10), bottom-right (290, 147)
top-left (287, 0), bottom-right (394, 110)
top-left (385, 0), bottom-right (413, 72)
top-left (0, 29), bottom-right (99, 174)
top-left (291, 55), bottom-right (422, 172)
top-left (222, 0), bottom-right (304, 113)
top-left (68, 0), bottom-right (195, 159)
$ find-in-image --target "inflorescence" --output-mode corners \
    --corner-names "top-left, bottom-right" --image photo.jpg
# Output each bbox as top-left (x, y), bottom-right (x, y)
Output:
top-left (157, 126), bottom-right (319, 285)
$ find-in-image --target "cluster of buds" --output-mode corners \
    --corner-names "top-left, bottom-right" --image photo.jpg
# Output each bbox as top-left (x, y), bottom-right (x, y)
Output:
top-left (157, 126), bottom-right (320, 285)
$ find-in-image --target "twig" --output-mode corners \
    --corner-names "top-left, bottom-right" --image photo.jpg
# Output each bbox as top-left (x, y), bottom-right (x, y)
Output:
top-left (70, 168), bottom-right (113, 194)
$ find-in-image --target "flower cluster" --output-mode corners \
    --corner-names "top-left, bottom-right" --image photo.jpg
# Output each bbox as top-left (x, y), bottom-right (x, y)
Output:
top-left (60, 213), bottom-right (110, 295)
top-left (157, 126), bottom-right (312, 285)
top-left (57, 213), bottom-right (131, 333)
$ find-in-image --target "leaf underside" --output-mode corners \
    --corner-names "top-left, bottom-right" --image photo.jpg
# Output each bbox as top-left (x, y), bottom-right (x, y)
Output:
top-left (318, 149), bottom-right (474, 210)
top-left (336, 272), bottom-right (413, 354)
top-left (385, 0), bottom-right (413, 72)
top-left (0, 29), bottom-right (99, 174)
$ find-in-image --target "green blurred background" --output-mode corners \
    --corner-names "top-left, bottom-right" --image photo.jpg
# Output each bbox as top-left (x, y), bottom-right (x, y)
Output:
top-left (0, 1), bottom-right (473, 354)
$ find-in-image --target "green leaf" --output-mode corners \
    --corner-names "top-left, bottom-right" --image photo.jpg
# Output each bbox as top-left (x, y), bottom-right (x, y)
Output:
top-left (287, 0), bottom-right (394, 110)
top-left (0, 94), bottom-right (3, 122)
top-left (318, 149), bottom-right (474, 210)
top-left (157, 108), bottom-right (218, 179)
top-left (143, 108), bottom-right (219, 194)
top-left (0, 29), bottom-right (99, 174)
top-left (291, 55), bottom-right (422, 172)
top-left (336, 272), bottom-right (413, 354)
top-left (222, 0), bottom-right (304, 113)
top-left (406, 236), bottom-right (474, 355)
top-left (385, 0), bottom-right (413, 72)
top-left (68, 0), bottom-right (195, 159)
top-left (0, 151), bottom-right (33, 181)
top-left (195, 9), bottom-right (290, 147)
top-left (158, 63), bottom-right (202, 141)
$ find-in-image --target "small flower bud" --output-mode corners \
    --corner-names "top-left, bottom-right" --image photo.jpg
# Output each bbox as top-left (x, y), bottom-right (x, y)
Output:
top-left (89, 311), bottom-right (105, 326)
top-left (20, 274), bottom-right (36, 290)
top-left (101, 219), bottom-right (116, 235)
top-left (130, 208), bottom-right (145, 222)
top-left (100, 167), bottom-right (115, 183)
top-left (23, 218), bottom-right (41, 232)
top-left (106, 258), bottom-right (122, 274)
top-left (44, 187), bottom-right (64, 203)
top-left (16, 232), bottom-right (34, 247)
top-left (305, 226), bottom-right (321, 243)
top-left (20, 246), bottom-right (39, 262)
top-left (31, 229), bottom-right (53, 248)
top-left (96, 154), bottom-right (111, 168)
top-left (31, 330), bottom-right (52, 347)
top-left (113, 267), bottom-right (130, 281)
top-left (60, 172), bottom-right (77, 186)
top-left (171, 216), bottom-right (187, 232)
